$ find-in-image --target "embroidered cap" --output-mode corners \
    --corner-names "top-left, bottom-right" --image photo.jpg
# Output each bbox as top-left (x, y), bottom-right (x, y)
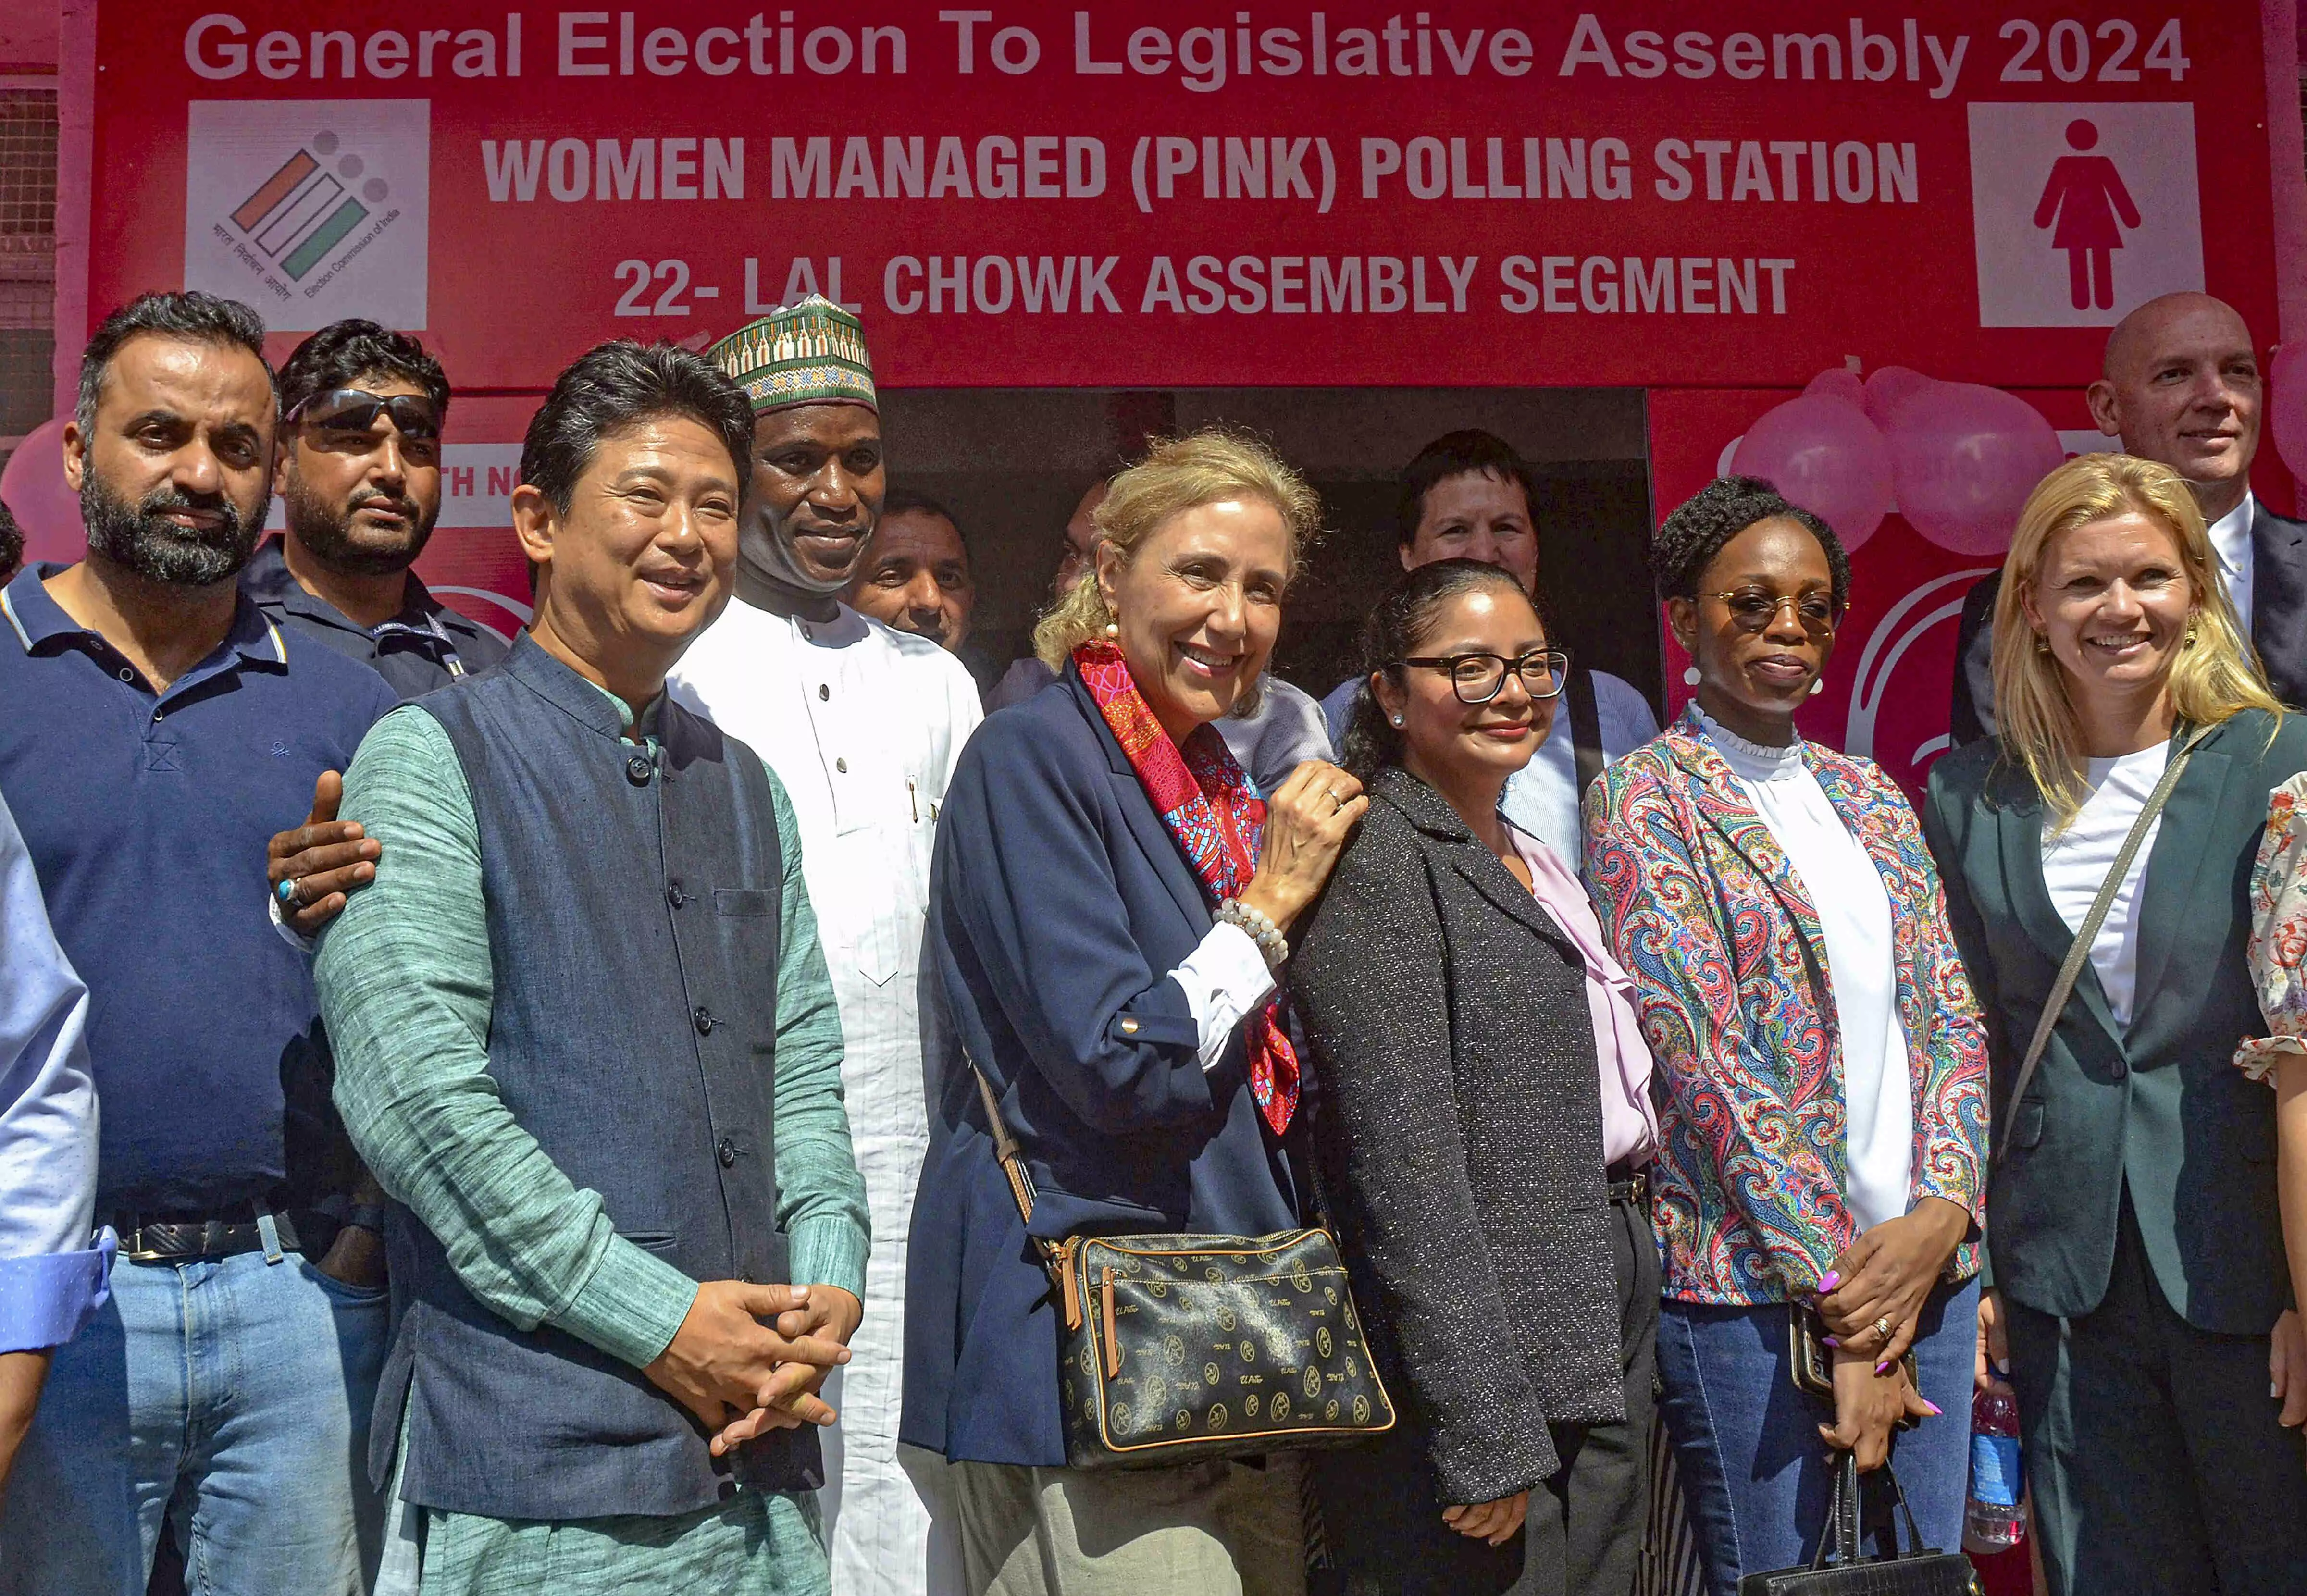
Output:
top-left (705, 295), bottom-right (877, 415)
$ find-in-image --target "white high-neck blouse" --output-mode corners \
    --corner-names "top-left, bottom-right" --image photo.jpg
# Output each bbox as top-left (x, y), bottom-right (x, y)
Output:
top-left (1698, 710), bottom-right (1915, 1232)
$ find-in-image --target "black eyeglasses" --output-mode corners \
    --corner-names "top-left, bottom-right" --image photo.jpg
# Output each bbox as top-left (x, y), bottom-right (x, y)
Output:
top-left (287, 388), bottom-right (442, 442)
top-left (1705, 588), bottom-right (1844, 636)
top-left (1400, 649), bottom-right (1570, 705)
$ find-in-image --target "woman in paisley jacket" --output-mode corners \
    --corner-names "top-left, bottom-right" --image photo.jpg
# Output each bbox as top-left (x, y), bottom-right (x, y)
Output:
top-left (1586, 477), bottom-right (1989, 1593)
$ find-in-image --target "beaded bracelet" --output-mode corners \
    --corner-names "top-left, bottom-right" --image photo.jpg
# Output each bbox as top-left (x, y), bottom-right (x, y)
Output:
top-left (1217, 898), bottom-right (1290, 972)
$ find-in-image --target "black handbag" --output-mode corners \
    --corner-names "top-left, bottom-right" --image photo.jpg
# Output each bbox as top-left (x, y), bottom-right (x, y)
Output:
top-left (970, 1061), bottom-right (1398, 1470)
top-left (1736, 1455), bottom-right (1980, 1595)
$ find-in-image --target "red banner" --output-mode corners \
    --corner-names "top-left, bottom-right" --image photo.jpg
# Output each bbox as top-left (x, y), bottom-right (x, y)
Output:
top-left (85, 3), bottom-right (2279, 394)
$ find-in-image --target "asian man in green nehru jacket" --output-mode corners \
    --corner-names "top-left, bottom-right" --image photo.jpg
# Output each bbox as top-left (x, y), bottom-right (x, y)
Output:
top-left (316, 340), bottom-right (869, 1596)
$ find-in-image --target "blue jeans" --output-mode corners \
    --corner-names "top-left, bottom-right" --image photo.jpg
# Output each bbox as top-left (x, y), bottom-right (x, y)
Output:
top-left (0, 1249), bottom-right (388, 1596)
top-left (1655, 1278), bottom-right (1977, 1596)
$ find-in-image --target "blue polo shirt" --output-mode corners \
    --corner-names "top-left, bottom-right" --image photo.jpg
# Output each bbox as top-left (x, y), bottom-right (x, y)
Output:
top-left (0, 565), bottom-right (398, 1214)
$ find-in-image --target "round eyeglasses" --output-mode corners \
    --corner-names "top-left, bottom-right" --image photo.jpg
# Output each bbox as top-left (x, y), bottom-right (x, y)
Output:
top-left (1400, 649), bottom-right (1570, 705)
top-left (1705, 588), bottom-right (1844, 637)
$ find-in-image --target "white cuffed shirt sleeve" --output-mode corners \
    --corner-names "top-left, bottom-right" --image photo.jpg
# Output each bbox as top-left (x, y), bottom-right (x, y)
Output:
top-left (1170, 921), bottom-right (1278, 1072)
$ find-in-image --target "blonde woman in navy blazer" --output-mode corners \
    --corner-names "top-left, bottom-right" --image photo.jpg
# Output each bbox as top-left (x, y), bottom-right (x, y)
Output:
top-left (902, 433), bottom-right (1363, 1596)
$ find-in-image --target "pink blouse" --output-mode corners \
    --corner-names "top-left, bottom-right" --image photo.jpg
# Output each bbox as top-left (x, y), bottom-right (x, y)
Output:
top-left (1509, 826), bottom-right (1660, 1166)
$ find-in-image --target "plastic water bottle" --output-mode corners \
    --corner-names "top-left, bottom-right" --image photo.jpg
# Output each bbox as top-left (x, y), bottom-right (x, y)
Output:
top-left (1962, 1385), bottom-right (2026, 1553)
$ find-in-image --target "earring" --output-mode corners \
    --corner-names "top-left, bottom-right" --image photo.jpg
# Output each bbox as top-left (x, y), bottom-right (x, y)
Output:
top-left (2034, 635), bottom-right (2051, 655)
top-left (1809, 678), bottom-right (1824, 696)
top-left (2184, 622), bottom-right (2199, 648)
top-left (1390, 715), bottom-right (1404, 727)
top-left (1103, 621), bottom-right (1119, 638)
top-left (1683, 665), bottom-right (1701, 687)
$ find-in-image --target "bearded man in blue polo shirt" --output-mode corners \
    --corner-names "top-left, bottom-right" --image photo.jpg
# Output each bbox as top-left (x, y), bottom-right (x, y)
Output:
top-left (0, 291), bottom-right (399, 1596)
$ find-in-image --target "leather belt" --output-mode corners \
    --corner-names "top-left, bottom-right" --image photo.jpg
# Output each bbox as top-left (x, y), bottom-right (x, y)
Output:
top-left (113, 1208), bottom-right (302, 1262)
top-left (1605, 1160), bottom-right (1649, 1209)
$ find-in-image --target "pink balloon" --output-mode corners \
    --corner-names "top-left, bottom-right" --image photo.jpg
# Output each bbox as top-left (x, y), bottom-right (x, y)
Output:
top-left (1803, 368), bottom-right (1867, 410)
top-left (2272, 342), bottom-right (2307, 489)
top-left (1862, 365), bottom-right (1938, 428)
top-left (1729, 394), bottom-right (1894, 552)
top-left (1885, 383), bottom-right (2067, 556)
top-left (0, 421), bottom-right (82, 570)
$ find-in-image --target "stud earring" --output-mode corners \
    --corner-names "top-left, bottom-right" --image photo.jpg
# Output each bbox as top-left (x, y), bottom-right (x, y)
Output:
top-left (1683, 665), bottom-right (1702, 687)
top-left (1103, 621), bottom-right (1119, 638)
top-left (1390, 714), bottom-right (1404, 727)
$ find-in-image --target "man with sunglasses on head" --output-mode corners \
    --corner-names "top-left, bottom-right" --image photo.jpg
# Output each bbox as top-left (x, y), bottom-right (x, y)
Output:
top-left (244, 321), bottom-right (506, 697)
top-left (257, 325), bottom-right (509, 963)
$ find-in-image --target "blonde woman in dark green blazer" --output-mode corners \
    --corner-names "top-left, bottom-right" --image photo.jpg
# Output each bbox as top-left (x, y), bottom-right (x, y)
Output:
top-left (1922, 452), bottom-right (2307, 1596)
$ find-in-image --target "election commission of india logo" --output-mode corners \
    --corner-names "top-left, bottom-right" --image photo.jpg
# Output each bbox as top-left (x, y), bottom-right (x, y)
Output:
top-left (1967, 101), bottom-right (2202, 329)
top-left (183, 99), bottom-right (431, 331)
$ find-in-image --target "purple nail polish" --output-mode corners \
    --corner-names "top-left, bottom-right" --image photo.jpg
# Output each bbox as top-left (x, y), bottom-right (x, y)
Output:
top-left (1818, 1272), bottom-right (1841, 1292)
top-left (1823, 1336), bottom-right (1840, 1348)
top-left (1922, 1400), bottom-right (1943, 1416)
top-left (1876, 1361), bottom-right (1893, 1375)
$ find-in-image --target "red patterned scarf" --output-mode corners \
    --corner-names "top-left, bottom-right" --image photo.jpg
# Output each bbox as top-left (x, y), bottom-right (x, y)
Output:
top-left (1074, 640), bottom-right (1299, 1134)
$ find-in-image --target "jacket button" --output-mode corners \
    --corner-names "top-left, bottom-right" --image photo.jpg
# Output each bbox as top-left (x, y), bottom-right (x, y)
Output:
top-left (818, 684), bottom-right (830, 700)
top-left (693, 1006), bottom-right (716, 1035)
top-left (1121, 1017), bottom-right (1140, 1034)
top-left (2109, 1059), bottom-right (2128, 1079)
top-left (718, 1137), bottom-right (738, 1167)
top-left (666, 884), bottom-right (687, 908)
top-left (626, 755), bottom-right (653, 785)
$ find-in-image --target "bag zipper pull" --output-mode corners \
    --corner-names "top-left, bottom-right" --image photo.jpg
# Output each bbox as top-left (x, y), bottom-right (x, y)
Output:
top-left (1059, 1242), bottom-right (1083, 1332)
top-left (1101, 1267), bottom-right (1122, 1378)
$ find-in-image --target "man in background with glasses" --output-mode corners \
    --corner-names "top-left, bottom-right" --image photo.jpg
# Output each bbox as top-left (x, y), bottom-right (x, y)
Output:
top-left (1320, 430), bottom-right (1659, 864)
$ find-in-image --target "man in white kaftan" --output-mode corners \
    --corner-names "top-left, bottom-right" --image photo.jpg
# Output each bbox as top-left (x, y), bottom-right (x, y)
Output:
top-left (670, 297), bottom-right (978, 1596)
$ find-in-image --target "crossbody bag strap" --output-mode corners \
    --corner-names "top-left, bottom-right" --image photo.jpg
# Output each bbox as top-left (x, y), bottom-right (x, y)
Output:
top-left (1996, 721), bottom-right (2213, 1162)
top-left (968, 1051), bottom-right (1088, 1327)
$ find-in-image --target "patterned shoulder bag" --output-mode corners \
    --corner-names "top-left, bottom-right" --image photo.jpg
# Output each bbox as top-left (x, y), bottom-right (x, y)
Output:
top-left (968, 1059), bottom-right (1397, 1470)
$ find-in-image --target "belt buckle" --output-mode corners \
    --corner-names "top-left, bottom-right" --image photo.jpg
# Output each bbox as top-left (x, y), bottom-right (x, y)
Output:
top-left (120, 1221), bottom-right (177, 1263)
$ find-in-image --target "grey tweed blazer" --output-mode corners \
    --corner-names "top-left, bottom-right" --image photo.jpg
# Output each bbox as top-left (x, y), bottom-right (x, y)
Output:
top-left (1290, 766), bottom-right (1622, 1506)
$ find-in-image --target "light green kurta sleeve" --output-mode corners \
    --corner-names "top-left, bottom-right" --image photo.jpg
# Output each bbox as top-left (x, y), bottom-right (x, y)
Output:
top-left (318, 703), bottom-right (867, 1378)
top-left (758, 758), bottom-right (871, 1301)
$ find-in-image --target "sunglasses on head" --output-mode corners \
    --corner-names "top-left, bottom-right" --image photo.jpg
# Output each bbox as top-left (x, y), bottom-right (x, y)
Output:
top-left (287, 388), bottom-right (442, 442)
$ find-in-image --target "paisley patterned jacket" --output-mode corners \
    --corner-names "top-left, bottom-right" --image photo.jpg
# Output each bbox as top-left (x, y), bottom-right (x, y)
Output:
top-left (1586, 707), bottom-right (1989, 1305)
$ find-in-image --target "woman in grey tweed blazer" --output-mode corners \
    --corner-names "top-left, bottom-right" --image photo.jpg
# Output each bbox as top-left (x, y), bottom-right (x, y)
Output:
top-left (1290, 561), bottom-right (1661, 1596)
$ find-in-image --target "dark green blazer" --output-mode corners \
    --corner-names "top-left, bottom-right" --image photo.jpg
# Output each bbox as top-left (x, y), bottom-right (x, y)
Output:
top-left (1922, 709), bottom-right (2307, 1335)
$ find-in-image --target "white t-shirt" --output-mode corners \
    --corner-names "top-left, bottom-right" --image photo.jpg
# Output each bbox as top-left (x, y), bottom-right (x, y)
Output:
top-left (1699, 711), bottom-right (1915, 1232)
top-left (2039, 744), bottom-right (2167, 1027)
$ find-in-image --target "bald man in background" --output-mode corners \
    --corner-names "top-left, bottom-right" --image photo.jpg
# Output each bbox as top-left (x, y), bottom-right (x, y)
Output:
top-left (1949, 291), bottom-right (2307, 743)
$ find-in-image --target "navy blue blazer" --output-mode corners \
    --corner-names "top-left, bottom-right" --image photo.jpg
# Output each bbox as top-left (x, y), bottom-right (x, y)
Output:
top-left (899, 664), bottom-right (1304, 1467)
